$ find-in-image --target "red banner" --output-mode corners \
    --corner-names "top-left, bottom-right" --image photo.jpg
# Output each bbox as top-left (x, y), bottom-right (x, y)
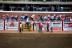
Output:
top-left (50, 28), bottom-right (61, 31)
top-left (68, 23), bottom-right (72, 27)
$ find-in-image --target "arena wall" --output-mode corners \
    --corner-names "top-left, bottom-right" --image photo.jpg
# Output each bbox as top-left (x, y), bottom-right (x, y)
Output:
top-left (0, 19), bottom-right (72, 31)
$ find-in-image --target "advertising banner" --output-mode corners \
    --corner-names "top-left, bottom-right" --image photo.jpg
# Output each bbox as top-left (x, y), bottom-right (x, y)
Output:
top-left (34, 22), bottom-right (62, 31)
top-left (64, 22), bottom-right (72, 31)
top-left (0, 21), bottom-right (4, 30)
top-left (5, 21), bottom-right (18, 30)
top-left (51, 22), bottom-right (62, 31)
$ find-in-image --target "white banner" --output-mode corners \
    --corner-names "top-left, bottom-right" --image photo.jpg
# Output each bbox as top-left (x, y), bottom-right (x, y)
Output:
top-left (5, 21), bottom-right (18, 30)
top-left (64, 22), bottom-right (72, 31)
top-left (5, 27), bottom-right (18, 30)
top-left (34, 22), bottom-right (62, 31)
top-left (0, 21), bottom-right (4, 30)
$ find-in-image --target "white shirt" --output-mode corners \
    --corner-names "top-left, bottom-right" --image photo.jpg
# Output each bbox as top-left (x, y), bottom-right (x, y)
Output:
top-left (36, 7), bottom-right (39, 11)
top-left (39, 7), bottom-right (42, 11)
top-left (31, 14), bottom-right (35, 18)
top-left (21, 7), bottom-right (24, 11)
top-left (26, 18), bottom-right (29, 22)
top-left (70, 18), bottom-right (72, 21)
top-left (51, 16), bottom-right (54, 19)
top-left (21, 16), bottom-right (25, 19)
top-left (45, 9), bottom-right (48, 12)
top-left (0, 9), bottom-right (3, 11)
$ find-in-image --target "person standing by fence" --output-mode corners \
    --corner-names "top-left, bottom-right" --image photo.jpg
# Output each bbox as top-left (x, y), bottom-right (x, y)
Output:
top-left (19, 22), bottom-right (23, 33)
top-left (46, 19), bottom-right (50, 32)
top-left (6, 14), bottom-right (9, 22)
top-left (38, 21), bottom-right (43, 33)
top-left (50, 23), bottom-right (53, 33)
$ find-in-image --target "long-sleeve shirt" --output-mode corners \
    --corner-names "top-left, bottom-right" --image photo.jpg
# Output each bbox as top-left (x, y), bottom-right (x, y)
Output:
top-left (39, 22), bottom-right (43, 28)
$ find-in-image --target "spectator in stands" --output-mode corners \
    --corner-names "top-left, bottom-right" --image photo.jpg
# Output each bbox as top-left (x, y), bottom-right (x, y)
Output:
top-left (55, 15), bottom-right (59, 21)
top-left (26, 18), bottom-right (29, 22)
top-left (64, 15), bottom-right (68, 21)
top-left (40, 16), bottom-right (44, 22)
top-left (39, 7), bottom-right (42, 11)
top-left (57, 5), bottom-right (61, 12)
top-left (3, 15), bottom-right (5, 20)
top-left (56, 15), bottom-right (61, 21)
top-left (70, 17), bottom-right (72, 21)
top-left (21, 14), bottom-right (25, 21)
top-left (61, 7), bottom-right (63, 11)
top-left (24, 14), bottom-right (28, 21)
top-left (36, 6), bottom-right (39, 11)
top-left (63, 15), bottom-right (68, 21)
top-left (14, 15), bottom-right (18, 21)
top-left (68, 17), bottom-right (70, 21)
top-left (6, 14), bottom-right (9, 22)
top-left (21, 7), bottom-right (25, 11)
top-left (0, 8), bottom-right (3, 11)
top-left (31, 14), bottom-right (35, 21)
top-left (50, 14), bottom-right (54, 21)
top-left (27, 6), bottom-right (30, 11)
top-left (44, 16), bottom-right (47, 21)
top-left (30, 5), bottom-right (33, 11)
top-left (45, 9), bottom-right (48, 12)
top-left (15, 6), bottom-right (18, 11)
top-left (47, 15), bottom-right (50, 20)
top-left (37, 15), bottom-right (41, 21)
top-left (11, 15), bottom-right (14, 21)
top-left (10, 8), bottom-right (12, 11)
top-left (51, 6), bottom-right (55, 12)
top-left (59, 15), bottom-right (62, 18)
top-left (54, 14), bottom-right (56, 21)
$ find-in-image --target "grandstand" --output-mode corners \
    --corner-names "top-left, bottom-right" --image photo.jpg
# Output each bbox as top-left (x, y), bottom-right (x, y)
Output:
top-left (0, 0), bottom-right (72, 11)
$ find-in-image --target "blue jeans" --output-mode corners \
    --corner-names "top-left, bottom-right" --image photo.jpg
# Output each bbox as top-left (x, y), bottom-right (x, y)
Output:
top-left (39, 27), bottom-right (42, 33)
top-left (47, 26), bottom-right (49, 32)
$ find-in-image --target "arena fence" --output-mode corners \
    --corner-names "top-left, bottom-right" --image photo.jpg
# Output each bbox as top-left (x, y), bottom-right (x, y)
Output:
top-left (64, 22), bottom-right (72, 31)
top-left (34, 21), bottom-right (62, 31)
top-left (0, 20), bottom-right (4, 30)
top-left (0, 11), bottom-right (72, 31)
top-left (5, 21), bottom-right (18, 30)
top-left (0, 19), bottom-right (72, 31)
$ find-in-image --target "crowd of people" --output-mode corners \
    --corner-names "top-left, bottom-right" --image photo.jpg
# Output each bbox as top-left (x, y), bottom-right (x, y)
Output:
top-left (0, 5), bottom-right (71, 12)
top-left (37, 14), bottom-right (72, 22)
top-left (2, 14), bottom-right (35, 22)
top-left (2, 14), bottom-right (72, 22)
top-left (3, 14), bottom-right (18, 22)
top-left (10, 5), bottom-right (69, 12)
top-left (2, 13), bottom-right (72, 33)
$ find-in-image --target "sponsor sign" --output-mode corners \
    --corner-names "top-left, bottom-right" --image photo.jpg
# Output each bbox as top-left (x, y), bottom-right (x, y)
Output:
top-left (5, 21), bottom-right (18, 30)
top-left (34, 22), bottom-right (62, 31)
top-left (64, 22), bottom-right (72, 31)
top-left (6, 27), bottom-right (18, 30)
top-left (0, 21), bottom-right (4, 30)
top-left (51, 22), bottom-right (62, 31)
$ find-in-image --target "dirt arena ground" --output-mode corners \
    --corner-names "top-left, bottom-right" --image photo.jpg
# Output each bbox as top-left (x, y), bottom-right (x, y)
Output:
top-left (0, 30), bottom-right (72, 48)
